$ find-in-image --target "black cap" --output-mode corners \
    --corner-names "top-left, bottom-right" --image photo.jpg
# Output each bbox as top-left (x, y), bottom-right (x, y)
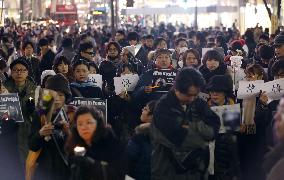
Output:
top-left (273, 35), bottom-right (284, 46)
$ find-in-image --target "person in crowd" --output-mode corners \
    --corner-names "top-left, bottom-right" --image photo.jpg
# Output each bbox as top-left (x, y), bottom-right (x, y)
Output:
top-left (89, 61), bottom-right (99, 74)
top-left (115, 30), bottom-right (130, 48)
top-left (0, 59), bottom-right (8, 82)
top-left (147, 37), bottom-right (168, 67)
top-left (117, 63), bottom-right (136, 76)
top-left (38, 38), bottom-right (56, 76)
top-left (127, 100), bottom-right (156, 180)
top-left (268, 35), bottom-right (284, 80)
top-left (65, 106), bottom-right (126, 180)
top-left (244, 29), bottom-right (256, 59)
top-left (103, 41), bottom-right (121, 68)
top-left (216, 35), bottom-right (228, 56)
top-left (53, 56), bottom-right (74, 82)
top-left (199, 49), bottom-right (230, 83)
top-left (70, 59), bottom-right (103, 98)
top-left (73, 42), bottom-right (95, 63)
top-left (28, 74), bottom-right (75, 180)
top-left (195, 32), bottom-right (207, 55)
top-left (151, 68), bottom-right (220, 180)
top-left (55, 37), bottom-right (76, 64)
top-left (258, 44), bottom-right (274, 73)
top-left (3, 59), bottom-right (36, 167)
top-left (19, 41), bottom-right (41, 84)
top-left (179, 48), bottom-right (201, 69)
top-left (120, 46), bottom-right (145, 75)
top-left (144, 35), bottom-right (155, 53)
top-left (127, 31), bottom-right (148, 66)
top-left (258, 33), bottom-right (270, 45)
top-left (206, 75), bottom-right (240, 180)
top-left (172, 38), bottom-right (188, 68)
top-left (133, 49), bottom-right (176, 109)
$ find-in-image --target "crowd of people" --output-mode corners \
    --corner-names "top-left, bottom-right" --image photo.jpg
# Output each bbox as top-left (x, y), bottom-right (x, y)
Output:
top-left (0, 21), bottom-right (284, 180)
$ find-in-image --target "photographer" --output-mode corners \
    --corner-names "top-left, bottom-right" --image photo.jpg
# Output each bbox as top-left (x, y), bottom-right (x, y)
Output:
top-left (28, 74), bottom-right (76, 180)
top-left (65, 106), bottom-right (126, 180)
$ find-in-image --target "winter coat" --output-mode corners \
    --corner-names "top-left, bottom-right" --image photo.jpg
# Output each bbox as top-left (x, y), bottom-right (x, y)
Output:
top-left (151, 90), bottom-right (220, 180)
top-left (135, 46), bottom-right (148, 67)
top-left (21, 56), bottom-right (41, 84)
top-left (70, 81), bottom-right (104, 99)
top-left (28, 106), bottom-right (76, 180)
top-left (199, 64), bottom-right (230, 83)
top-left (39, 49), bottom-right (56, 76)
top-left (4, 78), bottom-right (36, 163)
top-left (55, 47), bottom-right (76, 64)
top-left (127, 123), bottom-right (152, 180)
top-left (69, 129), bottom-right (126, 180)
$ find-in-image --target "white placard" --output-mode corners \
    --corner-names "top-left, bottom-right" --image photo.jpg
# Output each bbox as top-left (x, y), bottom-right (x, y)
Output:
top-left (237, 80), bottom-right (264, 99)
top-left (210, 104), bottom-right (241, 133)
top-left (114, 74), bottom-right (139, 95)
top-left (261, 78), bottom-right (284, 100)
top-left (88, 74), bottom-right (103, 89)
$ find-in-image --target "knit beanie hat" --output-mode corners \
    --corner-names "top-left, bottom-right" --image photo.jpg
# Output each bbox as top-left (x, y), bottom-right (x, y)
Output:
top-left (45, 73), bottom-right (72, 103)
top-left (41, 70), bottom-right (56, 86)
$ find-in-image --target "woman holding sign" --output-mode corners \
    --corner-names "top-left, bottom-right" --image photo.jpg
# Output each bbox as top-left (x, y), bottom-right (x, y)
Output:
top-left (206, 75), bottom-right (240, 180)
top-left (28, 74), bottom-right (76, 180)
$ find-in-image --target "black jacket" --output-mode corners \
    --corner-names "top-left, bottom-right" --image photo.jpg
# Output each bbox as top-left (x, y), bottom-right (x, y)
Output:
top-left (39, 49), bottom-right (55, 75)
top-left (199, 64), bottom-right (230, 83)
top-left (21, 56), bottom-right (41, 84)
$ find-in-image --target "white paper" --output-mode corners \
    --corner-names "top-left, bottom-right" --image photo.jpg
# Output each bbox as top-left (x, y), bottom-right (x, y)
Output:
top-left (88, 74), bottom-right (103, 89)
top-left (114, 74), bottom-right (139, 95)
top-left (237, 80), bottom-right (264, 99)
top-left (210, 104), bottom-right (241, 133)
top-left (261, 78), bottom-right (284, 100)
top-left (125, 175), bottom-right (135, 180)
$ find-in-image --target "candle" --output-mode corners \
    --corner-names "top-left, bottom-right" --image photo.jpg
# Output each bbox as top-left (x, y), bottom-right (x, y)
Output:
top-left (74, 146), bottom-right (86, 156)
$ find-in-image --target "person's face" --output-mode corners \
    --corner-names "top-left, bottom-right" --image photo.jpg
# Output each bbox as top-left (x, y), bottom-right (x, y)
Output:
top-left (156, 40), bottom-right (167, 50)
top-left (275, 98), bottom-right (284, 140)
top-left (57, 62), bottom-right (69, 74)
top-left (245, 72), bottom-right (263, 81)
top-left (209, 91), bottom-right (226, 106)
top-left (140, 105), bottom-right (153, 123)
top-left (206, 59), bottom-right (220, 71)
top-left (81, 48), bottom-right (94, 61)
top-left (259, 38), bottom-right (268, 45)
top-left (89, 66), bottom-right (97, 74)
top-left (77, 113), bottom-right (97, 144)
top-left (54, 91), bottom-right (66, 110)
top-left (24, 44), bottom-right (34, 57)
top-left (155, 53), bottom-right (171, 68)
top-left (185, 52), bottom-right (198, 67)
top-left (107, 44), bottom-right (119, 58)
top-left (115, 33), bottom-right (124, 42)
top-left (145, 38), bottom-right (154, 48)
top-left (11, 64), bottom-right (28, 84)
top-left (274, 69), bottom-right (284, 80)
top-left (175, 86), bottom-right (200, 105)
top-left (129, 40), bottom-right (138, 46)
top-left (74, 64), bottom-right (89, 82)
top-left (177, 40), bottom-right (188, 49)
top-left (275, 45), bottom-right (284, 58)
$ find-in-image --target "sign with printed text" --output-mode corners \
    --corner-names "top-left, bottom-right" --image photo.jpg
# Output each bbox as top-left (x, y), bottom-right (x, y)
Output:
top-left (211, 104), bottom-right (241, 133)
top-left (237, 80), bottom-right (264, 99)
top-left (261, 78), bottom-right (284, 100)
top-left (152, 68), bottom-right (177, 92)
top-left (88, 74), bottom-right (103, 89)
top-left (69, 98), bottom-right (107, 123)
top-left (114, 74), bottom-right (139, 95)
top-left (0, 93), bottom-right (24, 122)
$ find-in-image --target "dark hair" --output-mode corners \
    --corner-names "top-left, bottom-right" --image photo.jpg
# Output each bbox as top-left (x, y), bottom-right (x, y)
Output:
top-left (89, 61), bottom-right (99, 73)
top-left (177, 33), bottom-right (187, 39)
top-left (154, 37), bottom-right (167, 49)
top-left (72, 59), bottom-right (90, 71)
top-left (117, 63), bottom-right (135, 76)
top-left (259, 45), bottom-right (274, 60)
top-left (61, 38), bottom-right (73, 48)
top-left (79, 42), bottom-right (93, 53)
top-left (65, 106), bottom-right (107, 154)
top-left (202, 49), bottom-right (224, 65)
top-left (15, 40), bottom-right (22, 50)
top-left (175, 38), bottom-right (188, 47)
top-left (245, 64), bottom-right (268, 82)
top-left (0, 59), bottom-right (7, 70)
top-left (182, 48), bottom-right (201, 67)
top-left (53, 56), bottom-right (70, 73)
top-left (106, 41), bottom-right (121, 54)
top-left (173, 67), bottom-right (205, 94)
top-left (259, 33), bottom-right (269, 42)
top-left (127, 31), bottom-right (140, 41)
top-left (272, 60), bottom-right (284, 77)
top-left (145, 34), bottom-right (154, 40)
top-left (146, 100), bottom-right (157, 115)
top-left (22, 41), bottom-right (34, 50)
top-left (116, 30), bottom-right (125, 36)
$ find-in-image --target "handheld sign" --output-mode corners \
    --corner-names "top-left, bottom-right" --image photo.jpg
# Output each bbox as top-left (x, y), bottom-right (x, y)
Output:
top-left (237, 80), bottom-right (264, 99)
top-left (88, 74), bottom-right (103, 89)
top-left (114, 74), bottom-right (139, 95)
top-left (261, 78), bottom-right (284, 100)
top-left (0, 93), bottom-right (24, 122)
top-left (210, 104), bottom-right (241, 133)
top-left (69, 98), bottom-right (107, 123)
top-left (152, 68), bottom-right (177, 93)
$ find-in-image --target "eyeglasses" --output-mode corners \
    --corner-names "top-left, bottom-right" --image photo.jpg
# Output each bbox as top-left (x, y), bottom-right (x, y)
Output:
top-left (12, 69), bottom-right (28, 73)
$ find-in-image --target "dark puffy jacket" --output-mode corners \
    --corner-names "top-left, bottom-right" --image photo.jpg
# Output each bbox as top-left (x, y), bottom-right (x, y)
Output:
top-left (39, 49), bottom-right (55, 75)
top-left (70, 81), bottom-right (104, 99)
top-left (127, 123), bottom-right (152, 180)
top-left (199, 64), bottom-right (230, 83)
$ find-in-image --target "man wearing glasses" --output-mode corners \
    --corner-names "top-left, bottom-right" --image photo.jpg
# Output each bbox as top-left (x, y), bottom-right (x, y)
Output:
top-left (72, 42), bottom-right (96, 63)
